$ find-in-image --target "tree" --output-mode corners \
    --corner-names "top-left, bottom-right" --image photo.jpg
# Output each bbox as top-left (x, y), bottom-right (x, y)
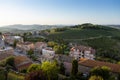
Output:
top-left (0, 64), bottom-right (12, 80)
top-left (54, 45), bottom-right (62, 54)
top-left (48, 41), bottom-right (57, 48)
top-left (6, 57), bottom-right (15, 69)
top-left (13, 40), bottom-right (18, 48)
top-left (0, 57), bottom-right (13, 80)
top-left (23, 33), bottom-right (27, 41)
top-left (76, 72), bottom-right (84, 80)
top-left (71, 60), bottom-right (78, 76)
top-left (53, 45), bottom-right (65, 54)
top-left (25, 70), bottom-right (47, 80)
top-left (27, 64), bottom-right (41, 73)
top-left (0, 32), bottom-right (2, 35)
top-left (59, 62), bottom-right (65, 75)
top-left (89, 75), bottom-right (103, 80)
top-left (27, 49), bottom-right (34, 58)
top-left (118, 72), bottom-right (120, 80)
top-left (54, 59), bottom-right (59, 66)
top-left (4, 65), bottom-right (11, 80)
top-left (118, 61), bottom-right (120, 64)
top-left (41, 61), bottom-right (58, 80)
top-left (90, 66), bottom-right (111, 80)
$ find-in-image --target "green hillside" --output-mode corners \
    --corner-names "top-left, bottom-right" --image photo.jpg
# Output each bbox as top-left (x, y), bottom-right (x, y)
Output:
top-left (47, 24), bottom-right (120, 41)
top-left (46, 23), bottom-right (120, 63)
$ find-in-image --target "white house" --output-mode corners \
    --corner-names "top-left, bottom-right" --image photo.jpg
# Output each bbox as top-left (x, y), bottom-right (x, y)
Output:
top-left (70, 45), bottom-right (95, 60)
top-left (0, 35), bottom-right (5, 49)
top-left (41, 47), bottom-right (55, 61)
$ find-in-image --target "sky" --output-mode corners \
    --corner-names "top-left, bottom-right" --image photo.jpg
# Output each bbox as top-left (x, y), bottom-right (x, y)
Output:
top-left (0, 0), bottom-right (120, 26)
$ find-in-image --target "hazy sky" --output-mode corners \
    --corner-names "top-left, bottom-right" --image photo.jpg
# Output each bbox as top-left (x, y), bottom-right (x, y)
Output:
top-left (0, 0), bottom-right (120, 26)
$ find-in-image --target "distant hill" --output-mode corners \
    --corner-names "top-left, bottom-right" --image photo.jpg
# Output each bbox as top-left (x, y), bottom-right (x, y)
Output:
top-left (106, 25), bottom-right (120, 29)
top-left (47, 23), bottom-right (120, 40)
top-left (0, 24), bottom-right (119, 33)
top-left (0, 24), bottom-right (66, 33)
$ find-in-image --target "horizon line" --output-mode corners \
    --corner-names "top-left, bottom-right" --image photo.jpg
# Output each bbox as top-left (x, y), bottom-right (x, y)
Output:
top-left (0, 23), bottom-right (120, 27)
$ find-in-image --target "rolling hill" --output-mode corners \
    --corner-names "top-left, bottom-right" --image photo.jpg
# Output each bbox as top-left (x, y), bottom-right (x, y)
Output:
top-left (0, 24), bottom-right (66, 33)
top-left (46, 23), bottom-right (120, 62)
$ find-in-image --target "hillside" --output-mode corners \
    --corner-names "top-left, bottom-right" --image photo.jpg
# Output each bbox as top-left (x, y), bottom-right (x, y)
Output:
top-left (46, 23), bottom-right (120, 62)
top-left (47, 24), bottom-right (120, 40)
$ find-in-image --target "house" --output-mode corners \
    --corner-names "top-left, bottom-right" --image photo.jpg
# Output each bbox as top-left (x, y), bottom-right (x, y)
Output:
top-left (14, 55), bottom-right (32, 71)
top-left (0, 35), bottom-right (5, 49)
top-left (56, 54), bottom-right (73, 63)
top-left (2, 32), bottom-right (13, 37)
top-left (41, 47), bottom-right (55, 61)
top-left (0, 47), bottom-right (14, 54)
top-left (34, 42), bottom-right (47, 57)
top-left (79, 59), bottom-right (120, 73)
top-left (4, 35), bottom-right (23, 45)
top-left (0, 47), bottom-right (14, 60)
top-left (63, 62), bottom-right (72, 76)
top-left (78, 59), bottom-right (120, 79)
top-left (63, 59), bottom-right (120, 79)
top-left (70, 45), bottom-right (95, 60)
top-left (31, 31), bottom-right (39, 36)
top-left (16, 42), bottom-right (34, 53)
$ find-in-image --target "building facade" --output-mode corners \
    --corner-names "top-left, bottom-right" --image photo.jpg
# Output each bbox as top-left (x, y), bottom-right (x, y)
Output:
top-left (16, 42), bottom-right (34, 52)
top-left (70, 45), bottom-right (95, 60)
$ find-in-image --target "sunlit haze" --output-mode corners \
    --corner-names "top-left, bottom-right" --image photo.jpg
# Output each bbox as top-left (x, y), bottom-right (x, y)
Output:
top-left (0, 0), bottom-right (120, 26)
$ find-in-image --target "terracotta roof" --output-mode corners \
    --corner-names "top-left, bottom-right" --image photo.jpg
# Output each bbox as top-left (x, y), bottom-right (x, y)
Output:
top-left (76, 45), bottom-right (91, 51)
top-left (35, 42), bottom-right (47, 48)
top-left (24, 42), bottom-right (33, 45)
top-left (79, 59), bottom-right (120, 73)
top-left (80, 58), bottom-right (87, 61)
top-left (14, 56), bottom-right (32, 70)
top-left (17, 42), bottom-right (33, 45)
top-left (0, 53), bottom-right (14, 61)
top-left (17, 62), bottom-right (32, 71)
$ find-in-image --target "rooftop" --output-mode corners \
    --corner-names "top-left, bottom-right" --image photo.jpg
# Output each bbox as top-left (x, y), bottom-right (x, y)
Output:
top-left (71, 45), bottom-right (96, 54)
top-left (43, 47), bottom-right (54, 51)
top-left (35, 42), bottom-right (47, 47)
top-left (79, 59), bottom-right (120, 73)
top-left (17, 42), bottom-right (33, 45)
top-left (0, 53), bottom-right (14, 61)
top-left (14, 56), bottom-right (32, 67)
top-left (0, 47), bottom-right (13, 51)
top-left (14, 36), bottom-right (21, 39)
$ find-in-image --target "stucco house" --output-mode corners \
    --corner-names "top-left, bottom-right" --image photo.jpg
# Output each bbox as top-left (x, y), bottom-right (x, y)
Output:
top-left (41, 47), bottom-right (55, 61)
top-left (70, 45), bottom-right (95, 60)
top-left (16, 42), bottom-right (34, 53)
top-left (34, 42), bottom-right (47, 57)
